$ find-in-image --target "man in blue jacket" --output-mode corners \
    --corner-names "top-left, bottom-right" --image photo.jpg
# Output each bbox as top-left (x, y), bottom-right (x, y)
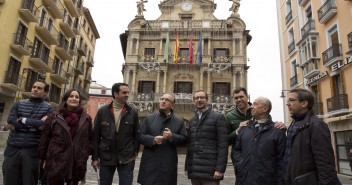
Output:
top-left (3, 79), bottom-right (53, 185)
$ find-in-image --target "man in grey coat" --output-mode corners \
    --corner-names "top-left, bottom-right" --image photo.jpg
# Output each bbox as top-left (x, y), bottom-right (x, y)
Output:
top-left (137, 93), bottom-right (188, 185)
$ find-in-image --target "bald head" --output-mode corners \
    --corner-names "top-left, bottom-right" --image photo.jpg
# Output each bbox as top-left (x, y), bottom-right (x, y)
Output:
top-left (251, 97), bottom-right (272, 119)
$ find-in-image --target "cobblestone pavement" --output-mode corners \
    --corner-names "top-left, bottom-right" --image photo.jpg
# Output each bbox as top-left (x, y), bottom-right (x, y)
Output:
top-left (1, 148), bottom-right (351, 185)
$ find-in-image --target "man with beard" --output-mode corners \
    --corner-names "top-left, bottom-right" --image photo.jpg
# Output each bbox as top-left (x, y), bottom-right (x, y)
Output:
top-left (137, 93), bottom-right (188, 185)
top-left (3, 79), bottom-right (53, 185)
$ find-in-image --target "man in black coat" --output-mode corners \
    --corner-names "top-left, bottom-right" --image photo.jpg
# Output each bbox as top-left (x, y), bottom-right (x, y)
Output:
top-left (284, 88), bottom-right (341, 185)
top-left (186, 90), bottom-right (228, 185)
top-left (3, 80), bottom-right (53, 185)
top-left (233, 97), bottom-right (286, 185)
top-left (137, 93), bottom-right (188, 185)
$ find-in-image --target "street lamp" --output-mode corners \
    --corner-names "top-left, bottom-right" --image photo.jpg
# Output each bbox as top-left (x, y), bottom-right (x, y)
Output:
top-left (280, 90), bottom-right (291, 98)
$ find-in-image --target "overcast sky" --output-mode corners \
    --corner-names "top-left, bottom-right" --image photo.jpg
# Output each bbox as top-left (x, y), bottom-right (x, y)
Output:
top-left (84, 0), bottom-right (284, 121)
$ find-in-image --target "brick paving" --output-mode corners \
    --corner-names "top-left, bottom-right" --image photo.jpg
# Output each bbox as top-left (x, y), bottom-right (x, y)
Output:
top-left (0, 147), bottom-right (351, 185)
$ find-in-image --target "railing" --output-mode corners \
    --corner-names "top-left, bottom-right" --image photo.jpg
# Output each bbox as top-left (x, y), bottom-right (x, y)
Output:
top-left (37, 17), bottom-right (59, 37)
top-left (3, 71), bottom-right (24, 87)
top-left (288, 40), bottom-right (295, 54)
top-left (84, 73), bottom-right (91, 82)
top-left (57, 36), bottom-right (69, 51)
top-left (327, 94), bottom-right (349, 112)
top-left (75, 60), bottom-right (84, 73)
top-left (290, 74), bottom-right (298, 87)
top-left (301, 19), bottom-right (315, 38)
top-left (21, 0), bottom-right (39, 17)
top-left (285, 10), bottom-right (293, 25)
top-left (318, 0), bottom-right (337, 22)
top-left (77, 43), bottom-right (87, 55)
top-left (12, 33), bottom-right (33, 51)
top-left (135, 93), bottom-right (154, 101)
top-left (63, 13), bottom-right (73, 27)
top-left (145, 20), bottom-right (229, 30)
top-left (314, 102), bottom-right (324, 115)
top-left (31, 46), bottom-right (50, 65)
top-left (174, 93), bottom-right (193, 103)
top-left (322, 43), bottom-right (342, 65)
top-left (348, 32), bottom-right (352, 51)
top-left (212, 95), bottom-right (232, 103)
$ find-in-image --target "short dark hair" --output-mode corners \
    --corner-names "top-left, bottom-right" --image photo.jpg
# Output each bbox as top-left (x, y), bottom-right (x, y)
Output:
top-left (193, 90), bottom-right (208, 100)
top-left (233, 87), bottom-right (248, 96)
top-left (34, 79), bottom-right (50, 92)
top-left (111, 83), bottom-right (128, 99)
top-left (289, 88), bottom-right (315, 110)
top-left (59, 89), bottom-right (82, 109)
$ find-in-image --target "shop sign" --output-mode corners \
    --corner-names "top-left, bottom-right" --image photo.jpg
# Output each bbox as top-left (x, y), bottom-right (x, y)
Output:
top-left (331, 55), bottom-right (352, 72)
top-left (306, 71), bottom-right (328, 86)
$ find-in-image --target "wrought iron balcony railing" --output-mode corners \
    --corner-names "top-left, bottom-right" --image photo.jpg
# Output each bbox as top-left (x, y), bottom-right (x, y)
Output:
top-left (285, 10), bottom-right (293, 25)
top-left (3, 71), bottom-right (24, 88)
top-left (288, 40), bottom-right (295, 54)
top-left (348, 32), bottom-right (352, 52)
top-left (322, 43), bottom-right (342, 66)
top-left (290, 74), bottom-right (298, 87)
top-left (301, 19), bottom-right (315, 39)
top-left (318, 0), bottom-right (337, 23)
top-left (327, 94), bottom-right (349, 113)
top-left (20, 0), bottom-right (39, 21)
top-left (314, 102), bottom-right (324, 115)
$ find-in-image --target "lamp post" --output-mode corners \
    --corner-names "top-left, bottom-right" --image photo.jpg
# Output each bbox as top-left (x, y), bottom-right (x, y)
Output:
top-left (280, 89), bottom-right (291, 123)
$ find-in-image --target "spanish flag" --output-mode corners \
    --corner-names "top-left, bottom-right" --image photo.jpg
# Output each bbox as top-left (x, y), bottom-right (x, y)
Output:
top-left (173, 32), bottom-right (179, 64)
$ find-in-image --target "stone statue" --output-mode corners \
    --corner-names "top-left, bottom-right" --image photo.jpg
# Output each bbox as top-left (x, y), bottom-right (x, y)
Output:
top-left (137, 0), bottom-right (148, 16)
top-left (229, 0), bottom-right (240, 15)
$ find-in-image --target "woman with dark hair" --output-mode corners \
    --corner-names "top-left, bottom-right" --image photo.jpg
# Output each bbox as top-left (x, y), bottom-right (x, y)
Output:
top-left (38, 89), bottom-right (93, 185)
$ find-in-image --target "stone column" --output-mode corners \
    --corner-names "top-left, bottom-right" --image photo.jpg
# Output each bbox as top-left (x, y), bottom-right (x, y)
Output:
top-left (199, 70), bottom-right (203, 90)
top-left (163, 70), bottom-right (167, 93)
top-left (125, 69), bottom-right (130, 84)
top-left (207, 71), bottom-right (211, 94)
top-left (156, 70), bottom-right (160, 93)
top-left (132, 69), bottom-right (137, 93)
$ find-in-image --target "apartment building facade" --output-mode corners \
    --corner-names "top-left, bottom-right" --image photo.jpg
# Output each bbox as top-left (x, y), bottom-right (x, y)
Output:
top-left (120, 0), bottom-right (251, 121)
top-left (0, 0), bottom-right (99, 125)
top-left (276, 0), bottom-right (352, 176)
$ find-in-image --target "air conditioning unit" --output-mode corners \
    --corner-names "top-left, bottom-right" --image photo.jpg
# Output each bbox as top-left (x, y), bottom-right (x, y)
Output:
top-left (0, 0), bottom-right (5, 4)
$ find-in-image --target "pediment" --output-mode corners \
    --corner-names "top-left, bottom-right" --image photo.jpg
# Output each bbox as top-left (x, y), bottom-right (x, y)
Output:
top-left (160, 0), bottom-right (214, 8)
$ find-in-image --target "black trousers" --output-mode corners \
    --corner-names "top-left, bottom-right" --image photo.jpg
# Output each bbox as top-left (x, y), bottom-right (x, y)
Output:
top-left (2, 149), bottom-right (40, 185)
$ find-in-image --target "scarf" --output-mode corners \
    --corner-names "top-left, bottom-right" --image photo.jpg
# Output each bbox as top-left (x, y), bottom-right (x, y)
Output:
top-left (60, 107), bottom-right (83, 140)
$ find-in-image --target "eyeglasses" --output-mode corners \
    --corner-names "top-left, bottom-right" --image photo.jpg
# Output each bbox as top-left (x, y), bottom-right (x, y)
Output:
top-left (32, 85), bottom-right (44, 90)
top-left (159, 97), bottom-right (173, 103)
top-left (287, 98), bottom-right (299, 103)
top-left (194, 96), bottom-right (206, 100)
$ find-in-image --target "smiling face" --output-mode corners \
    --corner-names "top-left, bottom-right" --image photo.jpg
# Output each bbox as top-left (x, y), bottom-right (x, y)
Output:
top-left (233, 90), bottom-right (249, 111)
top-left (114, 85), bottom-right (129, 104)
top-left (66, 91), bottom-right (80, 110)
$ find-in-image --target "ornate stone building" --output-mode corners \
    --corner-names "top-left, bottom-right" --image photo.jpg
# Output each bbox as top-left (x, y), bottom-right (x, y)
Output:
top-left (120, 0), bottom-right (251, 121)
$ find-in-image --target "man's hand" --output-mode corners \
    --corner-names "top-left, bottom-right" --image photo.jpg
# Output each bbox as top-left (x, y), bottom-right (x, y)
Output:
top-left (91, 160), bottom-right (100, 172)
top-left (163, 128), bottom-right (172, 140)
top-left (274, 121), bottom-right (287, 130)
top-left (236, 120), bottom-right (249, 134)
top-left (213, 171), bottom-right (223, 180)
top-left (154, 136), bottom-right (164, 145)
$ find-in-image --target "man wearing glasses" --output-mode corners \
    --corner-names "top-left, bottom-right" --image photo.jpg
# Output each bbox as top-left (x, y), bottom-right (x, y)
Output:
top-left (137, 93), bottom-right (188, 185)
top-left (186, 90), bottom-right (228, 185)
top-left (284, 88), bottom-right (341, 185)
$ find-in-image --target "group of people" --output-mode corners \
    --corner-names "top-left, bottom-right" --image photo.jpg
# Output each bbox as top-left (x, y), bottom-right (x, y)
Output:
top-left (1, 80), bottom-right (342, 185)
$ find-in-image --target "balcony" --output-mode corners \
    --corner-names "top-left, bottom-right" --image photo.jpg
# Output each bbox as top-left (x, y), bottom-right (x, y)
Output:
top-left (288, 40), bottom-right (295, 54)
top-left (290, 74), bottom-right (298, 87)
top-left (72, 19), bottom-right (80, 35)
top-left (29, 52), bottom-right (54, 73)
top-left (55, 36), bottom-right (71, 60)
top-left (327, 94), bottom-right (349, 115)
top-left (285, 10), bottom-right (293, 25)
top-left (212, 95), bottom-right (232, 104)
top-left (77, 43), bottom-right (87, 56)
top-left (42, 0), bottom-right (64, 19)
top-left (19, 0), bottom-right (38, 22)
top-left (1, 72), bottom-right (24, 92)
top-left (36, 17), bottom-right (59, 45)
top-left (49, 91), bottom-right (60, 105)
top-left (74, 60), bottom-right (84, 75)
top-left (84, 73), bottom-right (91, 83)
top-left (174, 93), bottom-right (193, 103)
top-left (347, 32), bottom-right (352, 55)
top-left (301, 19), bottom-right (315, 39)
top-left (323, 44), bottom-right (342, 67)
top-left (303, 59), bottom-right (320, 79)
top-left (86, 56), bottom-right (94, 67)
top-left (314, 102), bottom-right (324, 116)
top-left (63, 0), bottom-right (81, 17)
top-left (50, 67), bottom-right (69, 84)
top-left (318, 0), bottom-right (337, 24)
top-left (66, 65), bottom-right (74, 77)
top-left (10, 33), bottom-right (33, 56)
top-left (298, 0), bottom-right (309, 6)
top-left (60, 14), bottom-right (75, 38)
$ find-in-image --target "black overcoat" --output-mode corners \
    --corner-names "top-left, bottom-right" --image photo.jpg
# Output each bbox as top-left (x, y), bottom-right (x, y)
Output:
top-left (137, 110), bottom-right (188, 185)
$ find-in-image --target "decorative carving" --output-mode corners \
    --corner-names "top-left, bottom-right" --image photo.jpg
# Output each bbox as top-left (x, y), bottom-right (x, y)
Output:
top-left (208, 63), bottom-right (231, 73)
top-left (211, 103), bottom-right (234, 114)
top-left (137, 0), bottom-right (148, 16)
top-left (129, 101), bottom-right (154, 113)
top-left (138, 62), bottom-right (160, 72)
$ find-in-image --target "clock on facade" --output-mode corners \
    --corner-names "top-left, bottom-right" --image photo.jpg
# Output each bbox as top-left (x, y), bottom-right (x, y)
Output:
top-left (181, 2), bottom-right (193, 12)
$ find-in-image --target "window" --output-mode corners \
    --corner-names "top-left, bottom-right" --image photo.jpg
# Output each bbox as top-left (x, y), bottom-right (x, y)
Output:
top-left (290, 60), bottom-right (298, 87)
top-left (98, 102), bottom-right (105, 109)
top-left (24, 69), bottom-right (39, 92)
top-left (137, 81), bottom-right (155, 93)
top-left (14, 22), bottom-right (28, 46)
top-left (179, 48), bottom-right (189, 63)
top-left (335, 131), bottom-right (352, 175)
top-left (235, 38), bottom-right (240, 55)
top-left (49, 83), bottom-right (61, 104)
top-left (288, 28), bottom-right (295, 54)
top-left (299, 35), bottom-right (320, 66)
top-left (285, 0), bottom-right (293, 24)
top-left (5, 57), bottom-right (21, 85)
top-left (213, 48), bottom-right (230, 62)
top-left (143, 48), bottom-right (155, 62)
top-left (305, 5), bottom-right (312, 21)
top-left (311, 85), bottom-right (323, 115)
top-left (53, 57), bottom-right (62, 74)
top-left (174, 82), bottom-right (192, 93)
top-left (212, 82), bottom-right (230, 95)
top-left (32, 37), bottom-right (49, 63)
top-left (332, 74), bottom-right (344, 96)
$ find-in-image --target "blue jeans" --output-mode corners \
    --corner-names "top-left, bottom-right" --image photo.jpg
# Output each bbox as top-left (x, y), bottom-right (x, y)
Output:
top-left (99, 160), bottom-right (135, 185)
